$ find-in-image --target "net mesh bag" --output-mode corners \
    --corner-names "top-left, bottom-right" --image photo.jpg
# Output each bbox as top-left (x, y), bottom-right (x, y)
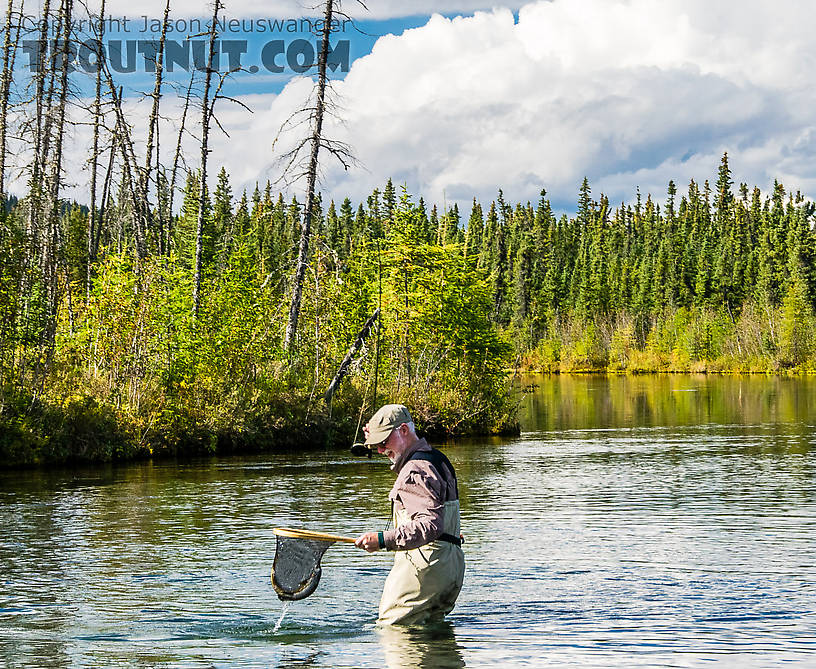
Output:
top-left (271, 535), bottom-right (336, 601)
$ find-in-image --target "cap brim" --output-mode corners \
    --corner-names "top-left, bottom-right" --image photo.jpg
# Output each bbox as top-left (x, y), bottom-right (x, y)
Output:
top-left (363, 428), bottom-right (393, 447)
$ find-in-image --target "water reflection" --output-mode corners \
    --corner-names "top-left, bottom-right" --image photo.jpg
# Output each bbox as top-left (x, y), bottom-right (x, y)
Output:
top-left (0, 375), bottom-right (814, 667)
top-left (274, 648), bottom-right (322, 668)
top-left (378, 622), bottom-right (465, 669)
top-left (519, 374), bottom-right (816, 437)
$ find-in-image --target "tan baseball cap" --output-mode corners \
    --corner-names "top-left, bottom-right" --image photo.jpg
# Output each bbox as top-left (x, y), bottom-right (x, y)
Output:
top-left (363, 404), bottom-right (413, 448)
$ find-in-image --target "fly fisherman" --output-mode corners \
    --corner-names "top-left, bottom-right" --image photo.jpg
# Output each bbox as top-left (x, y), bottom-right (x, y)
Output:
top-left (354, 404), bottom-right (465, 625)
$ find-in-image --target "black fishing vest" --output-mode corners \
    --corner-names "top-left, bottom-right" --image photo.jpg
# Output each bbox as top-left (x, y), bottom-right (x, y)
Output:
top-left (391, 447), bottom-right (462, 547)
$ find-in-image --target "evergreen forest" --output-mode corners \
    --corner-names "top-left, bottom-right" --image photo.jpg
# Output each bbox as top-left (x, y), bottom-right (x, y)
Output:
top-left (3, 153), bottom-right (816, 466)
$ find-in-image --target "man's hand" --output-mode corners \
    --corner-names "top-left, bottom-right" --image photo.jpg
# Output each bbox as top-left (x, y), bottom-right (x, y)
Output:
top-left (355, 531), bottom-right (381, 552)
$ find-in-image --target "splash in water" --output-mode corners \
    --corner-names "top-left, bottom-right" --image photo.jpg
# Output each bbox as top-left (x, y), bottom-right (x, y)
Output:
top-left (273, 601), bottom-right (292, 633)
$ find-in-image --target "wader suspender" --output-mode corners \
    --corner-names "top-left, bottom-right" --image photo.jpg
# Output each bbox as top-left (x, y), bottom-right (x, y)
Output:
top-left (389, 448), bottom-right (462, 547)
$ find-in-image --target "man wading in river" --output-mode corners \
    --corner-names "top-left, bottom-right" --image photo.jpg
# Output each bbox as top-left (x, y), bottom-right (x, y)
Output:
top-left (354, 404), bottom-right (465, 625)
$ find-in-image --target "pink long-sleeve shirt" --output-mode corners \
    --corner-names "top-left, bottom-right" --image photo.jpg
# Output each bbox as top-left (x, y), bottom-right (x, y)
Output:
top-left (381, 438), bottom-right (458, 551)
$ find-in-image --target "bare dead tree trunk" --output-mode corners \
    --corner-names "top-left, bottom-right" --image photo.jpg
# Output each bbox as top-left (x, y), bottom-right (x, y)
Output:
top-left (47, 0), bottom-right (72, 214)
top-left (324, 307), bottom-right (379, 405)
top-left (192, 0), bottom-right (220, 317)
top-left (26, 0), bottom-right (51, 247)
top-left (91, 10), bottom-right (155, 261)
top-left (15, 0), bottom-right (50, 383)
top-left (141, 0), bottom-right (170, 253)
top-left (94, 138), bottom-right (116, 257)
top-left (32, 0), bottom-right (50, 161)
top-left (403, 258), bottom-right (412, 381)
top-left (38, 6), bottom-right (60, 194)
top-left (113, 114), bottom-right (145, 257)
top-left (33, 0), bottom-right (63, 351)
top-left (156, 156), bottom-right (166, 254)
top-left (283, 0), bottom-right (335, 352)
top-left (167, 70), bottom-right (196, 253)
top-left (101, 70), bottom-right (147, 258)
top-left (0, 0), bottom-right (21, 203)
top-left (0, 0), bottom-right (23, 378)
top-left (43, 0), bottom-right (73, 349)
top-left (87, 0), bottom-right (105, 300)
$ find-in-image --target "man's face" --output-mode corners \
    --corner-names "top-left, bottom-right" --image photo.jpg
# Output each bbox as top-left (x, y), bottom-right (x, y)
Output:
top-left (375, 424), bottom-right (408, 462)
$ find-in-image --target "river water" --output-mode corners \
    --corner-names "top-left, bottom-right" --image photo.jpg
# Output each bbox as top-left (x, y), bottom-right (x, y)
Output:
top-left (1, 375), bottom-right (815, 667)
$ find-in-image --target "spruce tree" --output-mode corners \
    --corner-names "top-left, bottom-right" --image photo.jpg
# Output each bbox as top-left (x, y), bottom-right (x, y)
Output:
top-left (326, 200), bottom-right (341, 255)
top-left (464, 199), bottom-right (483, 260)
top-left (368, 188), bottom-right (383, 238)
top-left (250, 183), bottom-right (261, 219)
top-left (479, 202), bottom-right (497, 271)
top-left (338, 197), bottom-right (354, 256)
top-left (354, 204), bottom-right (367, 242)
top-left (234, 190), bottom-right (250, 239)
top-left (176, 171), bottom-right (211, 268)
top-left (286, 196), bottom-right (301, 261)
top-left (416, 197), bottom-right (431, 242)
top-left (383, 178), bottom-right (396, 227)
top-left (212, 167), bottom-right (233, 260)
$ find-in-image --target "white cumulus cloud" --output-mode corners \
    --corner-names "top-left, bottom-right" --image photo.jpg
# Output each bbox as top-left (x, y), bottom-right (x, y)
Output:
top-left (308, 0), bottom-right (816, 209)
top-left (12, 0), bottom-right (816, 215)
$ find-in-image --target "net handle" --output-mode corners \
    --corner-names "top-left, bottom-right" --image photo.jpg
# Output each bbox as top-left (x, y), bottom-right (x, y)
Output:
top-left (273, 527), bottom-right (357, 543)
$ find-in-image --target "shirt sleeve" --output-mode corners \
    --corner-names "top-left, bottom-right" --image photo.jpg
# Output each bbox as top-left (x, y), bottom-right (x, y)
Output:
top-left (382, 464), bottom-right (445, 550)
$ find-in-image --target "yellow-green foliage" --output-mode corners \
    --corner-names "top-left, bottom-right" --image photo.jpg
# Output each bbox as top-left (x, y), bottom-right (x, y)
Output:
top-left (608, 317), bottom-right (636, 371)
top-left (516, 303), bottom-right (816, 374)
top-left (779, 282), bottom-right (815, 367)
top-left (1, 201), bottom-right (518, 465)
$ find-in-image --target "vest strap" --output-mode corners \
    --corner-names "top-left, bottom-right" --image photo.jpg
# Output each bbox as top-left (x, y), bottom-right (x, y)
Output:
top-left (407, 448), bottom-right (459, 497)
top-left (438, 532), bottom-right (462, 546)
top-left (386, 447), bottom-right (462, 546)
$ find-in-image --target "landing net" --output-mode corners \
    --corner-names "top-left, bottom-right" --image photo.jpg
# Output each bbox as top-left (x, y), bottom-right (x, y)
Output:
top-left (271, 528), bottom-right (354, 601)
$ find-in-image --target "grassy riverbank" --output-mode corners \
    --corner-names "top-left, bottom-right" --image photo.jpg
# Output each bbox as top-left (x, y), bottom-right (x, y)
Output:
top-left (0, 378), bottom-right (519, 468)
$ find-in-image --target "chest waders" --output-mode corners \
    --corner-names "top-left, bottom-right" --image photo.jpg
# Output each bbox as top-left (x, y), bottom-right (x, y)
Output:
top-left (378, 449), bottom-right (466, 626)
